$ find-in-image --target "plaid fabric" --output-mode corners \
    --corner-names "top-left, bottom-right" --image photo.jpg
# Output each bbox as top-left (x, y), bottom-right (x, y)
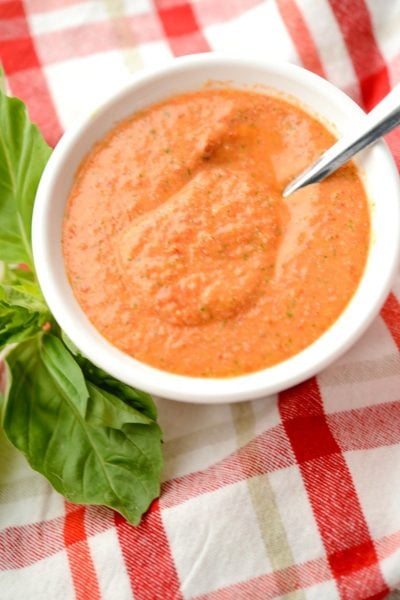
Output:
top-left (1, 0), bottom-right (400, 598)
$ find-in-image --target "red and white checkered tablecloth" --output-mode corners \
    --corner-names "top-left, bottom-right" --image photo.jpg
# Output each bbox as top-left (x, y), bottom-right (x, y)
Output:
top-left (1, 1), bottom-right (400, 598)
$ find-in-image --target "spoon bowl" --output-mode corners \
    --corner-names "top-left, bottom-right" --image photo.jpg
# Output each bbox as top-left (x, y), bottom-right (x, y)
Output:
top-left (284, 83), bottom-right (400, 196)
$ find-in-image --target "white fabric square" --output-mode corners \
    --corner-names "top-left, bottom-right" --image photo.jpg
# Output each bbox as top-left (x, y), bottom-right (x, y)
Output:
top-left (345, 445), bottom-right (400, 539)
top-left (0, 549), bottom-right (74, 600)
top-left (203, 2), bottom-right (298, 64)
top-left (251, 394), bottom-right (280, 436)
top-left (380, 548), bottom-right (400, 590)
top-left (28, 1), bottom-right (109, 35)
top-left (158, 400), bottom-right (237, 480)
top-left (44, 50), bottom-right (133, 129)
top-left (326, 317), bottom-right (397, 366)
top-left (137, 39), bottom-right (173, 69)
top-left (364, 0), bottom-right (400, 62)
top-left (123, 0), bottom-right (156, 18)
top-left (299, 0), bottom-right (360, 100)
top-left (268, 465), bottom-right (326, 565)
top-left (319, 317), bottom-right (400, 413)
top-left (0, 487), bottom-right (65, 529)
top-left (162, 480), bottom-right (271, 597)
top-left (305, 579), bottom-right (339, 600)
top-left (0, 433), bottom-right (65, 527)
top-left (157, 400), bottom-right (233, 441)
top-left (391, 279), bottom-right (400, 300)
top-left (87, 528), bottom-right (132, 600)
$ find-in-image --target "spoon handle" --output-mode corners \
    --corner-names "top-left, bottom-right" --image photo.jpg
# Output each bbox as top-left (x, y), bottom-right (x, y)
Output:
top-left (283, 84), bottom-right (400, 197)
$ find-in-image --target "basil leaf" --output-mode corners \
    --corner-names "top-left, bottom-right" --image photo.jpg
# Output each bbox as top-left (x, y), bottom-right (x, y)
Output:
top-left (85, 382), bottom-right (154, 428)
top-left (3, 334), bottom-right (162, 524)
top-left (60, 330), bottom-right (80, 355)
top-left (0, 274), bottom-right (50, 348)
top-left (61, 330), bottom-right (158, 421)
top-left (40, 334), bottom-right (88, 417)
top-left (83, 362), bottom-right (158, 422)
top-left (0, 88), bottom-right (51, 267)
top-left (0, 301), bottom-right (47, 348)
top-left (0, 282), bottom-right (48, 313)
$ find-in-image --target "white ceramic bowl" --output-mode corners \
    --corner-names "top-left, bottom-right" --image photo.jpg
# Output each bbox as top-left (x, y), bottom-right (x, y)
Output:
top-left (32, 54), bottom-right (400, 404)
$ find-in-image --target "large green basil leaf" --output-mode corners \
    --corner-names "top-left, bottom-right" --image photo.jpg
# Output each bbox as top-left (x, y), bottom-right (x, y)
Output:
top-left (61, 330), bottom-right (158, 421)
top-left (0, 88), bottom-right (51, 267)
top-left (40, 332), bottom-right (88, 417)
top-left (3, 334), bottom-right (163, 524)
top-left (85, 382), bottom-right (154, 428)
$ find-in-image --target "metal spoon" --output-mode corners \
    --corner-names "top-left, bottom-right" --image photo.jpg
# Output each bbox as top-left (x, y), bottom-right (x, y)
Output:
top-left (283, 84), bottom-right (400, 197)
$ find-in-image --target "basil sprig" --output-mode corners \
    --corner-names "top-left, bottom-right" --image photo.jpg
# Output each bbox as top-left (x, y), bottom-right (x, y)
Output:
top-left (0, 72), bottom-right (162, 524)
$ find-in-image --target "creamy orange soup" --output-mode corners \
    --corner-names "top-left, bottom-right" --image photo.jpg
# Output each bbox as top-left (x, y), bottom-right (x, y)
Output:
top-left (63, 89), bottom-right (370, 377)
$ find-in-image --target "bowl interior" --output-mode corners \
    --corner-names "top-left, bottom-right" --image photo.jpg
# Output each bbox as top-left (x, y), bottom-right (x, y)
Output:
top-left (32, 55), bottom-right (400, 403)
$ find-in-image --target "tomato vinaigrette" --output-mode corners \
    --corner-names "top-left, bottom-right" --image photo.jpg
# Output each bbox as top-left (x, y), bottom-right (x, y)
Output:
top-left (63, 89), bottom-right (370, 377)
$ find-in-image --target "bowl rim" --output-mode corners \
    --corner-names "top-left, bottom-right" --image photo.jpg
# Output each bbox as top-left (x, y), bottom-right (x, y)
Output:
top-left (32, 53), bottom-right (400, 404)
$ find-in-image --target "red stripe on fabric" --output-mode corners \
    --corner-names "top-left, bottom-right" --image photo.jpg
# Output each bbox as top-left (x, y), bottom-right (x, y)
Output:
top-left (368, 593), bottom-right (389, 600)
top-left (194, 557), bottom-right (332, 599)
top-left (0, 36), bottom-right (40, 72)
top-left (2, 395), bottom-right (396, 567)
top-left (194, 563), bottom-right (388, 600)
top-left (83, 505), bottom-right (117, 537)
top-left (0, 506), bottom-right (121, 571)
top-left (154, 0), bottom-right (210, 56)
top-left (31, 15), bottom-right (163, 65)
top-left (381, 293), bottom-right (400, 350)
top-left (186, 0), bottom-right (263, 27)
top-left (0, 1), bottom-right (24, 18)
top-left (64, 505), bottom-right (86, 546)
top-left (279, 378), bottom-right (389, 597)
top-left (115, 501), bottom-right (182, 600)
top-left (161, 423), bottom-right (295, 509)
top-left (1, 393), bottom-right (400, 570)
top-left (163, 398), bottom-right (400, 509)
top-left (156, 2), bottom-right (202, 35)
top-left (328, 0), bottom-right (391, 110)
top-left (16, 3), bottom-right (263, 66)
top-left (166, 30), bottom-right (210, 56)
top-left (376, 529), bottom-right (400, 561)
top-left (276, 0), bottom-right (326, 77)
top-left (64, 504), bottom-right (101, 600)
top-left (329, 401), bottom-right (400, 451)
top-left (329, 542), bottom-right (377, 578)
top-left (0, 16), bottom-right (29, 40)
top-left (8, 69), bottom-right (62, 146)
top-left (0, 516), bottom-right (65, 569)
top-left (361, 67), bottom-right (392, 111)
top-left (1, 0), bottom-right (62, 146)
